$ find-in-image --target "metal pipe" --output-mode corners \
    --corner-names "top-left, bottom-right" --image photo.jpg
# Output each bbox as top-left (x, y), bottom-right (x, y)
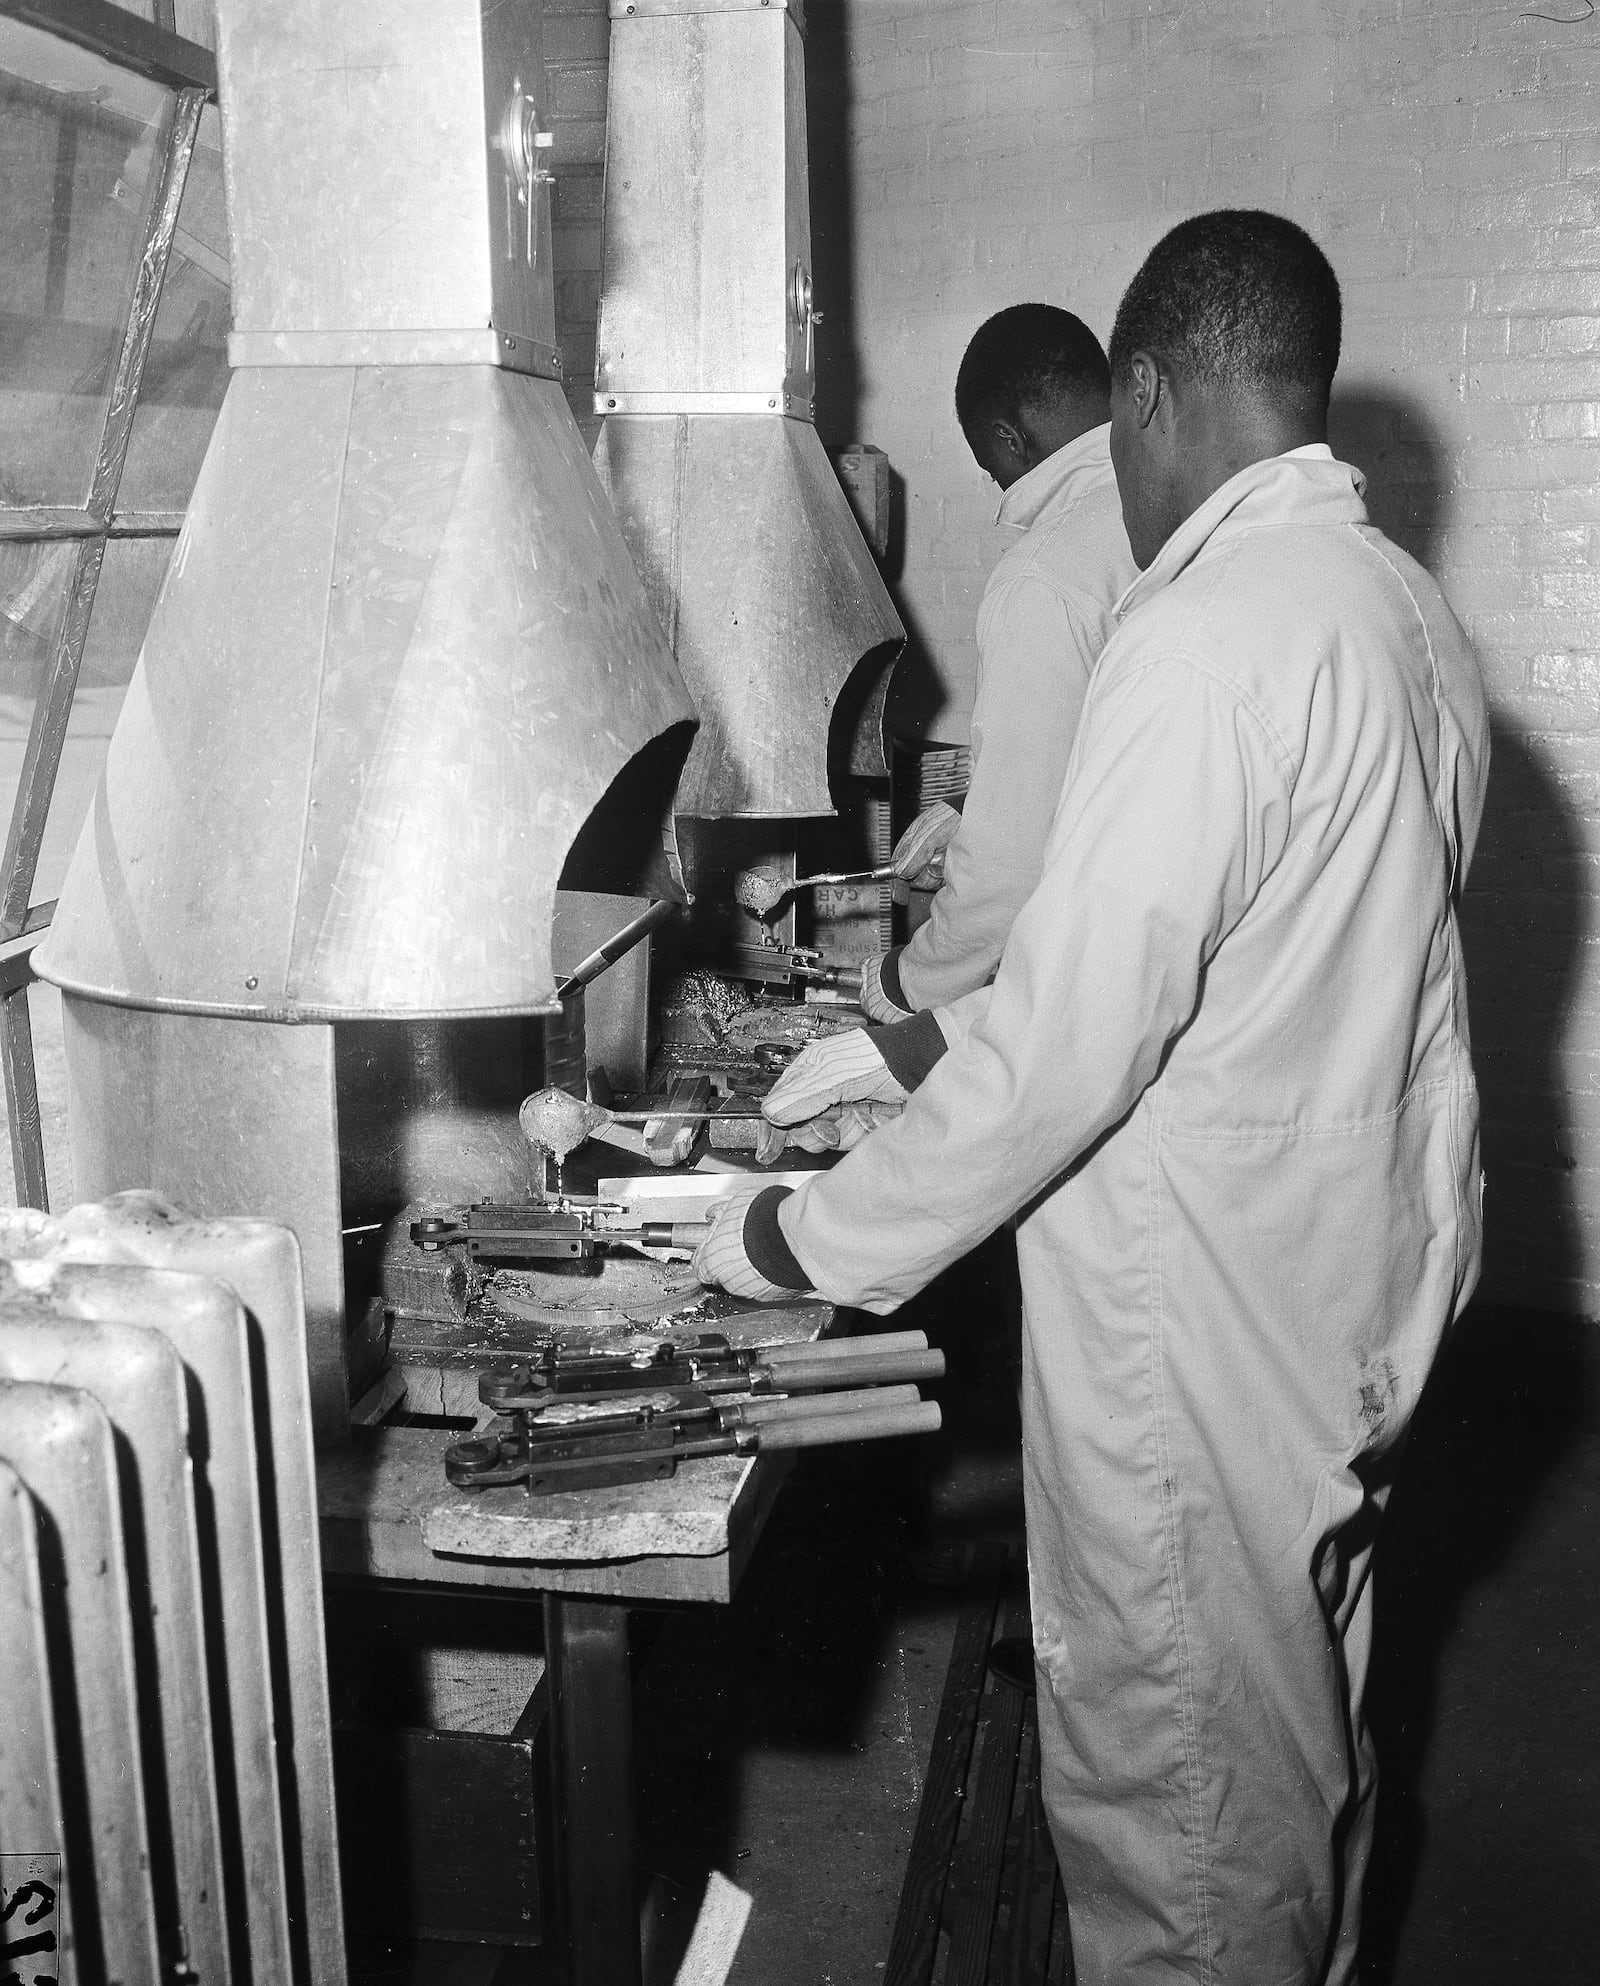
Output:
top-left (554, 899), bottom-right (679, 999)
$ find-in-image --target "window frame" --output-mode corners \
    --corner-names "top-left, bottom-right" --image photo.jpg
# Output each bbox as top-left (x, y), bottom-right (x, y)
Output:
top-left (0, 0), bottom-right (217, 1208)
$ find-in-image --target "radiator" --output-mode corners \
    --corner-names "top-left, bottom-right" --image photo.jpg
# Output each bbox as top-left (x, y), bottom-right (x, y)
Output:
top-left (0, 1192), bottom-right (347, 1986)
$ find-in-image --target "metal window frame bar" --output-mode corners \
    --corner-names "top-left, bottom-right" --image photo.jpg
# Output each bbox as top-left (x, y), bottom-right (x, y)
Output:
top-left (0, 533), bottom-right (106, 945)
top-left (1, 509), bottom-right (192, 540)
top-left (0, 915), bottom-right (54, 1210)
top-left (0, 22), bottom-right (211, 1206)
top-left (0, 0), bottom-right (216, 92)
top-left (0, 84), bottom-right (203, 943)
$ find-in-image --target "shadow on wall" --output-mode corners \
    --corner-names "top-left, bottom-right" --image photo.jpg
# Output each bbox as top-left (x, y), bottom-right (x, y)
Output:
top-left (806, 0), bottom-right (958, 745)
top-left (1331, 385), bottom-right (1588, 1980)
top-left (1332, 383), bottom-right (1586, 1311)
top-left (806, 0), bottom-right (858, 453)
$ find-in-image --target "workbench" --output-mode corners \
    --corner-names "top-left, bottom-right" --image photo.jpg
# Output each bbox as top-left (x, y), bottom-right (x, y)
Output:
top-left (317, 1295), bottom-right (835, 1986)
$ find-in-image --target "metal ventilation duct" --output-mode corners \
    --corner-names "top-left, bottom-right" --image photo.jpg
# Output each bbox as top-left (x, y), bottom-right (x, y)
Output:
top-left (34, 0), bottom-right (696, 1020)
top-left (594, 0), bottom-right (903, 820)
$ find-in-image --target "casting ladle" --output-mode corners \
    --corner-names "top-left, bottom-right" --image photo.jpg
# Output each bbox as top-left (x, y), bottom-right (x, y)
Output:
top-left (518, 1088), bottom-right (765, 1162)
top-left (733, 864), bottom-right (897, 919)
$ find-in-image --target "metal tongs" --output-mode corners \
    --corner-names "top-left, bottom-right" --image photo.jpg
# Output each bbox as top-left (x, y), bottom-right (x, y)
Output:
top-left (444, 1331), bottom-right (945, 1494)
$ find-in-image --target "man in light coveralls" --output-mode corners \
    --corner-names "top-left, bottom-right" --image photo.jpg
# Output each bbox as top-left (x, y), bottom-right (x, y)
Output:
top-left (856, 306), bottom-right (1137, 1028)
top-left (698, 210), bottom-right (1489, 1983)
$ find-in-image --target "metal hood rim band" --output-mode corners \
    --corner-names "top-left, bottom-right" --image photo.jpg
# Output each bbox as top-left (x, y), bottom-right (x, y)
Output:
top-left (30, 971), bottom-right (564, 1023)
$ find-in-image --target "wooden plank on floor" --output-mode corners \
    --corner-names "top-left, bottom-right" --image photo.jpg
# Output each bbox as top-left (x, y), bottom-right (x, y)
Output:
top-left (993, 1703), bottom-right (1055, 1986)
top-left (946, 1585), bottom-right (1030, 1984)
top-left (884, 1541), bottom-right (1006, 1986)
top-left (946, 1663), bottom-right (1024, 1983)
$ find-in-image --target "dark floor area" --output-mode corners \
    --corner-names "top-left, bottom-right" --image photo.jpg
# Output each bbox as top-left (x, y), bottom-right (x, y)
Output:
top-left (1363, 1303), bottom-right (1600, 1984)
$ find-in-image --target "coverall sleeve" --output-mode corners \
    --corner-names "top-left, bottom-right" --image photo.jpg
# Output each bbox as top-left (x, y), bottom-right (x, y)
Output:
top-left (893, 574), bottom-right (1101, 1011)
top-left (779, 653), bottom-right (1294, 1313)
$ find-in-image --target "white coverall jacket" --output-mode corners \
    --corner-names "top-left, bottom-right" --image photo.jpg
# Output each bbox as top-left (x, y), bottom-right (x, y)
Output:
top-left (891, 422), bottom-right (1137, 1011)
top-left (778, 453), bottom-right (1490, 1984)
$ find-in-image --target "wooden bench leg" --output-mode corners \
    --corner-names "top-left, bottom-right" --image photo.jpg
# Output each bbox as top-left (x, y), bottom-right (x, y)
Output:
top-left (543, 1595), bottom-right (640, 1986)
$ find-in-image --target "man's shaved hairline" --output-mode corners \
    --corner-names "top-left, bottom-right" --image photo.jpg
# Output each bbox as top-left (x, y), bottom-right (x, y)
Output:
top-left (1108, 209), bottom-right (1341, 411)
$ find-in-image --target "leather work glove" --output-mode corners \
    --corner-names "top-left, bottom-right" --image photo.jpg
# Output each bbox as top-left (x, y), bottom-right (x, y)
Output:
top-left (693, 1189), bottom-right (800, 1301)
top-left (858, 952), bottom-right (912, 1025)
top-left (761, 1028), bottom-right (909, 1151)
top-left (783, 1096), bottom-right (905, 1154)
top-left (891, 800), bottom-right (961, 891)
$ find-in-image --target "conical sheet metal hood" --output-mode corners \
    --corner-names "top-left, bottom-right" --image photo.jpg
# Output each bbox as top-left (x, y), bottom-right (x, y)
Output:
top-left (595, 413), bottom-right (902, 818)
top-left (35, 365), bottom-right (697, 1019)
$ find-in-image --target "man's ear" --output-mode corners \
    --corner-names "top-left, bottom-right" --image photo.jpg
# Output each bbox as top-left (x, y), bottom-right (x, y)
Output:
top-left (1128, 351), bottom-right (1164, 431)
top-left (988, 416), bottom-right (1031, 468)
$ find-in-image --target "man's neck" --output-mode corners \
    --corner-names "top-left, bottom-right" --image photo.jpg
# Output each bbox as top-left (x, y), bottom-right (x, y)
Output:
top-left (1170, 390), bottom-right (1324, 529)
top-left (1020, 393), bottom-right (1111, 466)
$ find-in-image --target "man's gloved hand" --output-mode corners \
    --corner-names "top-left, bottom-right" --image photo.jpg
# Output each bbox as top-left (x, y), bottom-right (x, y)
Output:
top-left (783, 1097), bottom-right (904, 1154)
top-left (891, 800), bottom-right (962, 891)
top-left (692, 1189), bottom-right (799, 1301)
top-left (858, 952), bottom-right (911, 1025)
top-left (761, 1028), bottom-right (908, 1153)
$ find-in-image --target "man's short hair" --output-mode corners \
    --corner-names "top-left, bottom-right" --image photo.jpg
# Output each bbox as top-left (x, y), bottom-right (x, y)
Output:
top-left (954, 304), bottom-right (1111, 434)
top-left (1107, 210), bottom-right (1342, 413)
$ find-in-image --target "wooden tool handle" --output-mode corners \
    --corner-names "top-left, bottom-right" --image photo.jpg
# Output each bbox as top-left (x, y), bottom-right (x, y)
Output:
top-left (733, 1383), bottom-right (923, 1426)
top-left (758, 1348), bottom-right (944, 1392)
top-left (754, 1400), bottom-right (942, 1450)
top-left (763, 1330), bottom-right (929, 1365)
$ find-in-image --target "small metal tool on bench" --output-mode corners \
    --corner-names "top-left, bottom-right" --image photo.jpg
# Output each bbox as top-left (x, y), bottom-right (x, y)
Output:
top-left (410, 1201), bottom-right (711, 1263)
top-left (478, 1330), bottom-right (943, 1406)
top-left (718, 942), bottom-right (857, 993)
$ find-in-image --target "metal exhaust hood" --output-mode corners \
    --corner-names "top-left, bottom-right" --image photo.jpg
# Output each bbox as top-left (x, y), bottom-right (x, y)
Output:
top-left (35, 0), bottom-right (697, 1021)
top-left (592, 0), bottom-right (904, 821)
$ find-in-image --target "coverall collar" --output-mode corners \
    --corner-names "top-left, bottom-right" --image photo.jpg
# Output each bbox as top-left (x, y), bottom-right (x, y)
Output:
top-left (1114, 449), bottom-right (1369, 621)
top-left (994, 421), bottom-right (1114, 530)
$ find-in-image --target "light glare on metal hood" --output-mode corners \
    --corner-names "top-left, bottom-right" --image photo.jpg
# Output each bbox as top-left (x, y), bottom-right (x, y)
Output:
top-left (34, 0), bottom-right (698, 1020)
top-left (593, 0), bottom-right (904, 821)
top-left (35, 361), bottom-right (696, 1020)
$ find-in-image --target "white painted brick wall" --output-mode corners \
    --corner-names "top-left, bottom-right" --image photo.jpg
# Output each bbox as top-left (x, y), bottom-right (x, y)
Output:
top-left (147, 0), bottom-right (1598, 1316)
top-left (826, 0), bottom-right (1600, 1315)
